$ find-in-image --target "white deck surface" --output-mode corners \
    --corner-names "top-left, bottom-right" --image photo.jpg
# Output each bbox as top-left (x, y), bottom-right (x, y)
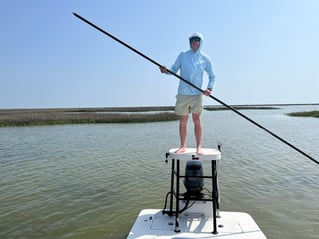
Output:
top-left (168, 148), bottom-right (221, 161)
top-left (127, 209), bottom-right (267, 239)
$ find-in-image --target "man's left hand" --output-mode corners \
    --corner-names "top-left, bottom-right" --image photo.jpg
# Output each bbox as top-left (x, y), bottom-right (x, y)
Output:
top-left (204, 88), bottom-right (212, 96)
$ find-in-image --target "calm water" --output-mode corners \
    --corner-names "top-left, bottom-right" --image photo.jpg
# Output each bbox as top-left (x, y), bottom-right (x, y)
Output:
top-left (1, 105), bottom-right (319, 239)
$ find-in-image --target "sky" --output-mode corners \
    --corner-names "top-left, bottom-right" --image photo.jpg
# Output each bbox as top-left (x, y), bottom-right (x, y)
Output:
top-left (1, 0), bottom-right (318, 109)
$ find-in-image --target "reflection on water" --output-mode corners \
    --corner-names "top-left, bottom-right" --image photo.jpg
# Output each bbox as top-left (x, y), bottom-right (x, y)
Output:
top-left (0, 105), bottom-right (319, 239)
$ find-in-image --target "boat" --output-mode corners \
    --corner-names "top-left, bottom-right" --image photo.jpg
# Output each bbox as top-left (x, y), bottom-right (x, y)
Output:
top-left (127, 147), bottom-right (267, 239)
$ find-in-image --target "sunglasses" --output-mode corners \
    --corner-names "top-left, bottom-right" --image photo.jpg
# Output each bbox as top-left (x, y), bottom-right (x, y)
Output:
top-left (190, 37), bottom-right (201, 42)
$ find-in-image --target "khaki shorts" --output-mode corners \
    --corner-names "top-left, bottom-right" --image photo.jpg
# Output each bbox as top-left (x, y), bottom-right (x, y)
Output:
top-left (175, 94), bottom-right (203, 116)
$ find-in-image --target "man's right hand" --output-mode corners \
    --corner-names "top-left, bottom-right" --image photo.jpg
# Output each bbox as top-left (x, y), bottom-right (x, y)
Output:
top-left (160, 65), bottom-right (168, 74)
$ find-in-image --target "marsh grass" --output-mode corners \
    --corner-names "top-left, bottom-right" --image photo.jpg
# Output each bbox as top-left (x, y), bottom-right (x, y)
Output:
top-left (0, 105), bottom-right (272, 127)
top-left (0, 107), bottom-right (178, 127)
top-left (204, 105), bottom-right (279, 111)
top-left (287, 110), bottom-right (319, 118)
top-left (1, 105), bottom-right (317, 127)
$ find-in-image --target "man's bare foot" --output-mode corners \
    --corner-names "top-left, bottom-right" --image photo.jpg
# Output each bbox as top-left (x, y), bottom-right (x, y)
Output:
top-left (197, 148), bottom-right (204, 155)
top-left (175, 147), bottom-right (186, 153)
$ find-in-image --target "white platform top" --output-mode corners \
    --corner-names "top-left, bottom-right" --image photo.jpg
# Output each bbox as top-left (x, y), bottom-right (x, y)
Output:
top-left (168, 148), bottom-right (221, 161)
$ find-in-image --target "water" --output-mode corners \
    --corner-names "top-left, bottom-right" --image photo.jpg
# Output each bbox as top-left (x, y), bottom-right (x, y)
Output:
top-left (1, 105), bottom-right (319, 239)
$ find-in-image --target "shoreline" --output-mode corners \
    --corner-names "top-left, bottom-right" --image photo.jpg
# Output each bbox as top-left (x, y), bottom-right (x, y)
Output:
top-left (1, 103), bottom-right (319, 112)
top-left (1, 104), bottom-right (318, 127)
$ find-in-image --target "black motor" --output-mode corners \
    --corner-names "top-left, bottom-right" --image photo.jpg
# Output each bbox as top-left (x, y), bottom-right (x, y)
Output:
top-left (183, 160), bottom-right (204, 197)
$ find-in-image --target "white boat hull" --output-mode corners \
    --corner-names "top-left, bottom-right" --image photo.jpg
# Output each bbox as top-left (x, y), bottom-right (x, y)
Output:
top-left (127, 209), bottom-right (267, 239)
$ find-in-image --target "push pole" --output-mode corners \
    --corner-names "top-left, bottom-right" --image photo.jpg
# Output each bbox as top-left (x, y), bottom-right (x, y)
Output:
top-left (73, 12), bottom-right (319, 165)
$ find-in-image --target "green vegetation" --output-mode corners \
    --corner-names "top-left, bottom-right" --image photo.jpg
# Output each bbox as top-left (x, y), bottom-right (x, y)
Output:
top-left (204, 105), bottom-right (278, 111)
top-left (0, 107), bottom-right (179, 127)
top-left (2, 105), bottom-right (317, 127)
top-left (287, 110), bottom-right (319, 118)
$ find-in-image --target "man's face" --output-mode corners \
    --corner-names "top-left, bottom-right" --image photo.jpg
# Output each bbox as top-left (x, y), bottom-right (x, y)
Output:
top-left (190, 37), bottom-right (200, 52)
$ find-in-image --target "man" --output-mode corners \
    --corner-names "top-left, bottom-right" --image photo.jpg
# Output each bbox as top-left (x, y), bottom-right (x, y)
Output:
top-left (160, 32), bottom-right (216, 154)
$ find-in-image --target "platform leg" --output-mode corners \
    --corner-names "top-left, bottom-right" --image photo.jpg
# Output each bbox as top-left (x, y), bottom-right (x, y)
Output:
top-left (212, 161), bottom-right (218, 234)
top-left (169, 159), bottom-right (175, 214)
top-left (216, 161), bottom-right (220, 217)
top-left (175, 159), bottom-right (181, 232)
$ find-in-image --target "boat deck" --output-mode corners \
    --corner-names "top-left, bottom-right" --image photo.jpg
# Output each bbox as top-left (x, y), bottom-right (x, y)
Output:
top-left (127, 209), bottom-right (267, 238)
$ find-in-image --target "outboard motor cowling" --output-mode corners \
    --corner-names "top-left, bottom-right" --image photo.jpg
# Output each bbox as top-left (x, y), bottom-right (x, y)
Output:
top-left (184, 160), bottom-right (204, 197)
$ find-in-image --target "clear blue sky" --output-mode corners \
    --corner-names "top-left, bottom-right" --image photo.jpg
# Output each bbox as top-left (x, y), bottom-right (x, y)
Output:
top-left (1, 0), bottom-right (318, 109)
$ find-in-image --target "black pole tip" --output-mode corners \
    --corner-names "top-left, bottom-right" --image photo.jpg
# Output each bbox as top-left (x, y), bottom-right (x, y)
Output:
top-left (72, 12), bottom-right (79, 17)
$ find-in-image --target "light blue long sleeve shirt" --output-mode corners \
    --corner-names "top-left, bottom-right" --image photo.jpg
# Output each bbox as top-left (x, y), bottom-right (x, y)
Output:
top-left (170, 33), bottom-right (216, 95)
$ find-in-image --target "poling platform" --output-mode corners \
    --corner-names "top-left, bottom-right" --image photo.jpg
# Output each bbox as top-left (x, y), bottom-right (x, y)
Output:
top-left (127, 148), bottom-right (267, 238)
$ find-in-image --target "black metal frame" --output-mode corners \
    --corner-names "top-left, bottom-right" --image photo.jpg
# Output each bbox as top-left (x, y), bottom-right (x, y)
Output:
top-left (163, 157), bottom-right (220, 234)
